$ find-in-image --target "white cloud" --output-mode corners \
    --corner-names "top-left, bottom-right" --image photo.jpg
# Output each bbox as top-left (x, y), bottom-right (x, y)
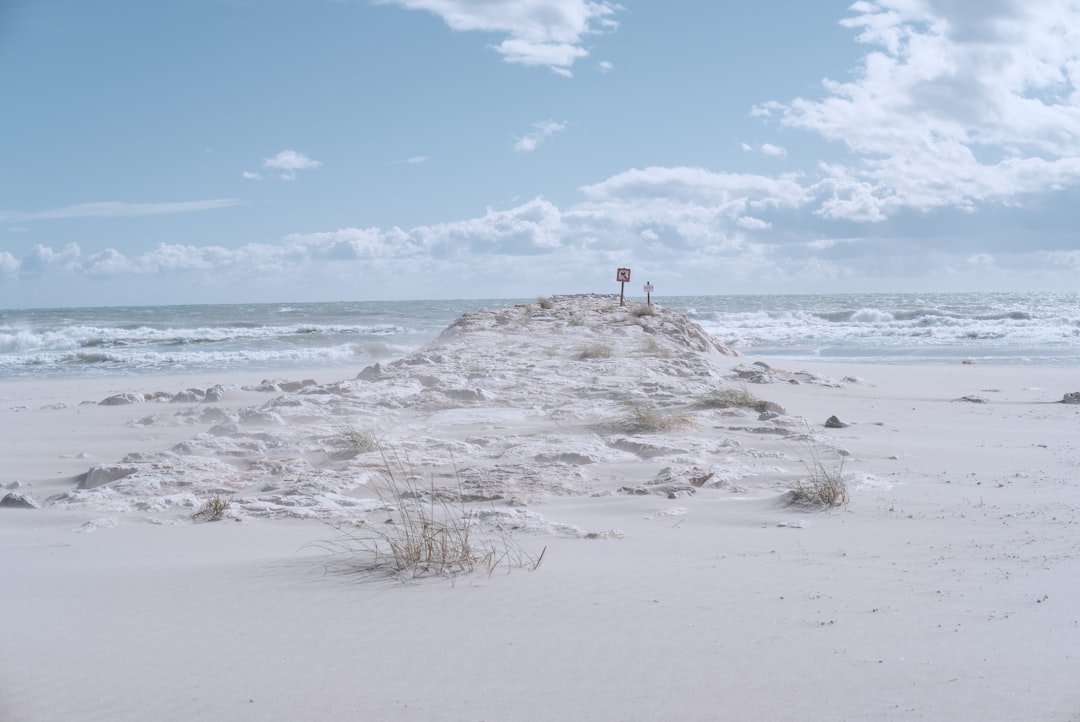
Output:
top-left (597, 60), bottom-right (613, 73)
top-left (406, 155), bottom-right (429, 164)
top-left (740, 142), bottom-right (788, 157)
top-left (262, 150), bottom-right (323, 180)
top-left (736, 216), bottom-right (771, 230)
top-left (0, 251), bottom-right (18, 275)
top-left (375, 0), bottom-right (621, 76)
top-left (411, 197), bottom-right (566, 254)
top-left (242, 171), bottom-right (264, 180)
top-left (514, 120), bottom-right (567, 152)
top-left (579, 166), bottom-right (809, 210)
top-left (18, 243), bottom-right (81, 275)
top-left (760, 0), bottom-right (1080, 220)
top-left (0, 199), bottom-right (242, 222)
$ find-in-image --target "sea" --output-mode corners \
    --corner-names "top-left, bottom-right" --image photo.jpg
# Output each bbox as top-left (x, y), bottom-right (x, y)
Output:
top-left (1, 292), bottom-right (1079, 380)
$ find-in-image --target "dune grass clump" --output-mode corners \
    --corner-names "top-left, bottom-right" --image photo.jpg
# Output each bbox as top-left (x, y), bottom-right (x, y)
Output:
top-left (579, 343), bottom-right (613, 360)
top-left (630, 304), bottom-right (655, 318)
top-left (328, 453), bottom-right (540, 579)
top-left (699, 386), bottom-right (782, 414)
top-left (616, 399), bottom-right (695, 433)
top-left (194, 494), bottom-right (232, 521)
top-left (787, 450), bottom-right (849, 509)
top-left (640, 337), bottom-right (672, 358)
top-left (537, 296), bottom-right (555, 310)
top-left (330, 426), bottom-right (379, 458)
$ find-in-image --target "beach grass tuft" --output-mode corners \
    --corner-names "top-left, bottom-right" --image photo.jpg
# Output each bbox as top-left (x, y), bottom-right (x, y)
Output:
top-left (194, 494), bottom-right (233, 521)
top-left (331, 426), bottom-right (379, 458)
top-left (327, 452), bottom-right (540, 579)
top-left (640, 337), bottom-right (672, 357)
top-left (616, 399), bottom-right (695, 433)
top-left (579, 343), bottom-right (613, 359)
top-left (786, 446), bottom-right (849, 509)
top-left (537, 296), bottom-right (555, 310)
top-left (699, 386), bottom-right (782, 414)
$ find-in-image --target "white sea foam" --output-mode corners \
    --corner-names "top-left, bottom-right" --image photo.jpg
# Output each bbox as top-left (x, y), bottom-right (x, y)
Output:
top-left (2, 293), bottom-right (1079, 378)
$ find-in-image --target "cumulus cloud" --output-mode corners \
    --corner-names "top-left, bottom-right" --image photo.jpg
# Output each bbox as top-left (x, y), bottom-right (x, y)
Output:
top-left (261, 150), bottom-right (323, 180)
top-left (0, 251), bottom-right (19, 276)
top-left (597, 60), bottom-right (614, 73)
top-left (514, 120), bottom-right (567, 152)
top-left (375, 0), bottom-right (621, 76)
top-left (760, 0), bottom-right (1080, 220)
top-left (18, 243), bottom-right (81, 275)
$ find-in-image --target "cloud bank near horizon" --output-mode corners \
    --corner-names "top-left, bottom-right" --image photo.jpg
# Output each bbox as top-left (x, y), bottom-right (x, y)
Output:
top-left (6, 160), bottom-right (1080, 298)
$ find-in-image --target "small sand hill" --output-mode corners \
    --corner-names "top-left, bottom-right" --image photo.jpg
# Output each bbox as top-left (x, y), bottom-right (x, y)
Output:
top-left (43, 294), bottom-right (837, 526)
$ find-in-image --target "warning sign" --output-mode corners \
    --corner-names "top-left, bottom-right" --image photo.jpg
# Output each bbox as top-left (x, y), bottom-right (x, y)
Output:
top-left (615, 268), bottom-right (631, 282)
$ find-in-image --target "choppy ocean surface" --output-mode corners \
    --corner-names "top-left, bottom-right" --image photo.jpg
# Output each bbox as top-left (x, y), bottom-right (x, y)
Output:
top-left (2, 292), bottom-right (1078, 379)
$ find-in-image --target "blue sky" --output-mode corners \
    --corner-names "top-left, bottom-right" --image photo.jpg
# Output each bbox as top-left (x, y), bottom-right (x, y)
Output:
top-left (2, 0), bottom-right (1080, 308)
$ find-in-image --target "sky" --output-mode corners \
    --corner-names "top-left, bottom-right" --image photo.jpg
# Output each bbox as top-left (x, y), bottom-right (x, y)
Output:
top-left (2, 0), bottom-right (1080, 308)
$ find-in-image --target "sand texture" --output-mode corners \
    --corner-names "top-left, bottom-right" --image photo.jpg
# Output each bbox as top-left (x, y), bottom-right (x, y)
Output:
top-left (3, 295), bottom-right (1080, 721)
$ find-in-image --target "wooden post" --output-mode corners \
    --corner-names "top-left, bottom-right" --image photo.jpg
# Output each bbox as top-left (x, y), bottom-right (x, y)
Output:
top-left (616, 268), bottom-right (631, 306)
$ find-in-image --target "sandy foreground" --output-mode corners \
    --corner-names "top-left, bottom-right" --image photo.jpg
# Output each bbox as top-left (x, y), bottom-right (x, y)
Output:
top-left (2, 296), bottom-right (1080, 722)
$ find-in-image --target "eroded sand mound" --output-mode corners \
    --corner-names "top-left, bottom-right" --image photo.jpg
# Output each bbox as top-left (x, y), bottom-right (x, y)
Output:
top-left (41, 295), bottom-right (852, 524)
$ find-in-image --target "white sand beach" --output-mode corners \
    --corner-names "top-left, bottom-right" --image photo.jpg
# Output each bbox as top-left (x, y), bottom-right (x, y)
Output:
top-left (3, 296), bottom-right (1080, 721)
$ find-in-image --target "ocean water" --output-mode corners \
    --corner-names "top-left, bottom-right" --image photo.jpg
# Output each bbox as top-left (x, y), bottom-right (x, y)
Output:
top-left (1, 292), bottom-right (1078, 380)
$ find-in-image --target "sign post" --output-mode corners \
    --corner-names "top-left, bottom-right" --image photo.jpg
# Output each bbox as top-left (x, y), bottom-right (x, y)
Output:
top-left (615, 268), bottom-right (631, 306)
top-left (643, 281), bottom-right (654, 306)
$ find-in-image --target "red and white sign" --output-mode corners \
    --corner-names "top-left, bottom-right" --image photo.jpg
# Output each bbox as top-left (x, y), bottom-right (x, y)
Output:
top-left (643, 282), bottom-right (654, 293)
top-left (616, 268), bottom-right (631, 282)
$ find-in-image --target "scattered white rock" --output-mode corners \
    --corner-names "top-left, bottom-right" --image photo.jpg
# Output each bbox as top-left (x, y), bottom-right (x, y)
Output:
top-left (74, 517), bottom-right (118, 533)
top-left (99, 392), bottom-right (145, 406)
top-left (1, 492), bottom-right (40, 509)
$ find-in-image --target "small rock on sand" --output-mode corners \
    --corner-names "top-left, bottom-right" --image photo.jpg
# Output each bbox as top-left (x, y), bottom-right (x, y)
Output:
top-left (1, 492), bottom-right (41, 509)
